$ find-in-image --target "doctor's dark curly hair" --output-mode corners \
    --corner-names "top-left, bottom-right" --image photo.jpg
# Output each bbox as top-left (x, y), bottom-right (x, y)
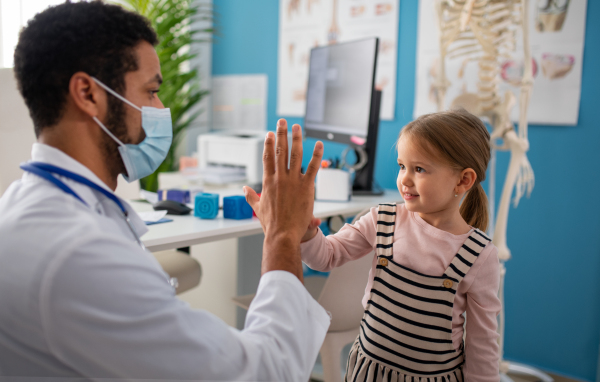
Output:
top-left (13, 1), bottom-right (158, 137)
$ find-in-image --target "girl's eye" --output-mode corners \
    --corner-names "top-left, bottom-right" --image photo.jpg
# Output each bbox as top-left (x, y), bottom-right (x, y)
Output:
top-left (416, 167), bottom-right (425, 173)
top-left (150, 90), bottom-right (160, 97)
top-left (398, 164), bottom-right (405, 170)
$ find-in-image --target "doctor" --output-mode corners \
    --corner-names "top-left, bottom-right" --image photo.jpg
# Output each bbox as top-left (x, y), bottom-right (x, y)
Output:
top-left (0, 2), bottom-right (329, 380)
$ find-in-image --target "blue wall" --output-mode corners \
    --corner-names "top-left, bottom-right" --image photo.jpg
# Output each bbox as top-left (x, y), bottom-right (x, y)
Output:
top-left (212, 1), bottom-right (600, 379)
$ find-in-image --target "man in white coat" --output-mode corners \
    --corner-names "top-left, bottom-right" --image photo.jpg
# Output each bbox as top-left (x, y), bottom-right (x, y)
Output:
top-left (0, 2), bottom-right (329, 380)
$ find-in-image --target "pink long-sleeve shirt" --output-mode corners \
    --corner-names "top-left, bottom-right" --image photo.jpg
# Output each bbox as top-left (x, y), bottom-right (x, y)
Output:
top-left (300, 203), bottom-right (501, 381)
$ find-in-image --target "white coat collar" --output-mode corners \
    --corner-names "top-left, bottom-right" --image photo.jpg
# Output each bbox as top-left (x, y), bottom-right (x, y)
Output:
top-left (28, 143), bottom-right (148, 237)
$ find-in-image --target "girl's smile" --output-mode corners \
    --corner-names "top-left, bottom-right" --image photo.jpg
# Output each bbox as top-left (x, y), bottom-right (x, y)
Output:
top-left (402, 192), bottom-right (419, 201)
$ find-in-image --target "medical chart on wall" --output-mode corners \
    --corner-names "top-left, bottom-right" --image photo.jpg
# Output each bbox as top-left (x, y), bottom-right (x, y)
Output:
top-left (278, 0), bottom-right (399, 121)
top-left (413, 0), bottom-right (587, 125)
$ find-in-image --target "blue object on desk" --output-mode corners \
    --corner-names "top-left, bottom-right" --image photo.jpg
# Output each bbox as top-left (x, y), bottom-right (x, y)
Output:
top-left (158, 189), bottom-right (190, 204)
top-left (223, 195), bottom-right (253, 220)
top-left (145, 218), bottom-right (173, 225)
top-left (195, 193), bottom-right (219, 219)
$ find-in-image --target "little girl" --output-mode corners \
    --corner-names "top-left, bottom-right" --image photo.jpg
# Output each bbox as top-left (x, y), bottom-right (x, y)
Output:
top-left (301, 109), bottom-right (501, 382)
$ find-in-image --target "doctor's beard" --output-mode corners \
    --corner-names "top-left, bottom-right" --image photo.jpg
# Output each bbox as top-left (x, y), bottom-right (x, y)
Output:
top-left (100, 95), bottom-right (145, 182)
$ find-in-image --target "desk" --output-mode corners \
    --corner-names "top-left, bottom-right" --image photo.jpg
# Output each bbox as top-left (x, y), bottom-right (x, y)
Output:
top-left (134, 189), bottom-right (402, 328)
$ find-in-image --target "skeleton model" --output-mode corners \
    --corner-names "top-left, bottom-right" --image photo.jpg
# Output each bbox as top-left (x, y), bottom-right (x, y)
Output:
top-left (431, 0), bottom-right (548, 381)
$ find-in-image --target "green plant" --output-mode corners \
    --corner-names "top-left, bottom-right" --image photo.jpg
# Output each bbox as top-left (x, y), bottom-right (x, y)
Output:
top-left (117, 0), bottom-right (212, 191)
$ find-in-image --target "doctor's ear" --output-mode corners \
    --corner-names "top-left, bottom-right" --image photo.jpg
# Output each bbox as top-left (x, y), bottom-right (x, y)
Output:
top-left (68, 72), bottom-right (106, 119)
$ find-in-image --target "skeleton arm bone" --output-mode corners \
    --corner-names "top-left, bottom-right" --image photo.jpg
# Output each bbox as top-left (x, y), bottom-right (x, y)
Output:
top-left (492, 129), bottom-right (525, 261)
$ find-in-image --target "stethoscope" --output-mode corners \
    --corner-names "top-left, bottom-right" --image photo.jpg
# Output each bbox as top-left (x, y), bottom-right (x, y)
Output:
top-left (20, 161), bottom-right (146, 249)
top-left (20, 161), bottom-right (181, 290)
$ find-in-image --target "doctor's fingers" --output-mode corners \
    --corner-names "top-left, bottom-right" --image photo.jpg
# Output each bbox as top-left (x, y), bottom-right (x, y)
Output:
top-left (262, 131), bottom-right (276, 179)
top-left (303, 141), bottom-right (324, 183)
top-left (275, 119), bottom-right (289, 174)
top-left (243, 186), bottom-right (260, 214)
top-left (288, 124), bottom-right (303, 174)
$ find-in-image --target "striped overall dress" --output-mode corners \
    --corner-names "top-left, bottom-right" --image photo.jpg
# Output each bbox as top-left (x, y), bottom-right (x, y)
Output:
top-left (345, 203), bottom-right (491, 382)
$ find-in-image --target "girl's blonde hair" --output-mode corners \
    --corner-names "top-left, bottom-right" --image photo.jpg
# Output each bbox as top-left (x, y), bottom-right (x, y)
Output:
top-left (399, 108), bottom-right (491, 231)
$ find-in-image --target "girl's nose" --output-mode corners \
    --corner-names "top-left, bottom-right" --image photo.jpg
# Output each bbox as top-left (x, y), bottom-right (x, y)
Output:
top-left (400, 172), bottom-right (413, 187)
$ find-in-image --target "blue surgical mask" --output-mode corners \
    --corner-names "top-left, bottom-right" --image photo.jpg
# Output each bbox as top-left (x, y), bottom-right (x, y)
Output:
top-left (91, 77), bottom-right (173, 182)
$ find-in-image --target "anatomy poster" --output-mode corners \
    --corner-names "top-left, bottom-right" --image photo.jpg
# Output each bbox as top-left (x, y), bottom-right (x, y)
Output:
top-left (413, 0), bottom-right (587, 125)
top-left (212, 75), bottom-right (268, 131)
top-left (278, 0), bottom-right (399, 120)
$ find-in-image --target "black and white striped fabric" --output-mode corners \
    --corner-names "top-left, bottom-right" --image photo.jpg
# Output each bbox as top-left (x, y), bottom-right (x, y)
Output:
top-left (345, 203), bottom-right (491, 382)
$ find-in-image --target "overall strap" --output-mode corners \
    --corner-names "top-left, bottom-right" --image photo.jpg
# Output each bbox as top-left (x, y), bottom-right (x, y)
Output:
top-left (376, 203), bottom-right (396, 257)
top-left (443, 229), bottom-right (491, 283)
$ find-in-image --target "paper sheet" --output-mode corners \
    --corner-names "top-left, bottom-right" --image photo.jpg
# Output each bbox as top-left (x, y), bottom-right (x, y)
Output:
top-left (138, 210), bottom-right (168, 223)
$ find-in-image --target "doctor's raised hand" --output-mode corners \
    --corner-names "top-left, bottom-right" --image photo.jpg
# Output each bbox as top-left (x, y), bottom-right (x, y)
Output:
top-left (244, 119), bottom-right (323, 281)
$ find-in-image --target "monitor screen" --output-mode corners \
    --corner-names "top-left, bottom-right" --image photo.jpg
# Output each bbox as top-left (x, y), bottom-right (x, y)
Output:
top-left (304, 38), bottom-right (378, 143)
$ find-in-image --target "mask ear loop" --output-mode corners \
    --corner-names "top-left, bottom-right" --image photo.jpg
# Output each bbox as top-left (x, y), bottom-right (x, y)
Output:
top-left (92, 116), bottom-right (125, 147)
top-left (92, 115), bottom-right (137, 182)
top-left (90, 76), bottom-right (142, 147)
top-left (91, 76), bottom-right (142, 112)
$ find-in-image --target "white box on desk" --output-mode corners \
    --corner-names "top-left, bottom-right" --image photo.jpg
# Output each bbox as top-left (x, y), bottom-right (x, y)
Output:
top-left (197, 131), bottom-right (294, 186)
top-left (316, 169), bottom-right (352, 202)
top-left (197, 131), bottom-right (264, 185)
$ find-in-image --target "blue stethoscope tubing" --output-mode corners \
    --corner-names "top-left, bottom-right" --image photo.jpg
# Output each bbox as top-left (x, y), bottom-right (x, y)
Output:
top-left (20, 161), bottom-right (146, 251)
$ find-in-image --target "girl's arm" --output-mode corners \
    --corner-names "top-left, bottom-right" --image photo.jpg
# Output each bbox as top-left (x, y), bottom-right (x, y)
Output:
top-left (463, 247), bottom-right (502, 382)
top-left (300, 206), bottom-right (379, 272)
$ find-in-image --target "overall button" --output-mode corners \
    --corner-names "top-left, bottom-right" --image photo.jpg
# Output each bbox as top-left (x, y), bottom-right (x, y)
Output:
top-left (379, 258), bottom-right (388, 267)
top-left (443, 279), bottom-right (453, 288)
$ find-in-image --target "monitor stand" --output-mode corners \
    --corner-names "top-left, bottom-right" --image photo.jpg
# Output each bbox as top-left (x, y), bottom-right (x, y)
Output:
top-left (352, 90), bottom-right (383, 196)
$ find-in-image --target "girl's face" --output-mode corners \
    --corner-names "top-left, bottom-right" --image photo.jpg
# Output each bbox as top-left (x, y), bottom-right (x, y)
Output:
top-left (396, 135), bottom-right (461, 217)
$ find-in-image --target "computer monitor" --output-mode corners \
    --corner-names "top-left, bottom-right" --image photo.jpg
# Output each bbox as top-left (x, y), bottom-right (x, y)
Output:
top-left (304, 37), bottom-right (382, 195)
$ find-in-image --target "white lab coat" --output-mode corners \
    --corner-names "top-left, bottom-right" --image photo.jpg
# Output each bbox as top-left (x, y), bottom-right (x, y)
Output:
top-left (0, 143), bottom-right (330, 381)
